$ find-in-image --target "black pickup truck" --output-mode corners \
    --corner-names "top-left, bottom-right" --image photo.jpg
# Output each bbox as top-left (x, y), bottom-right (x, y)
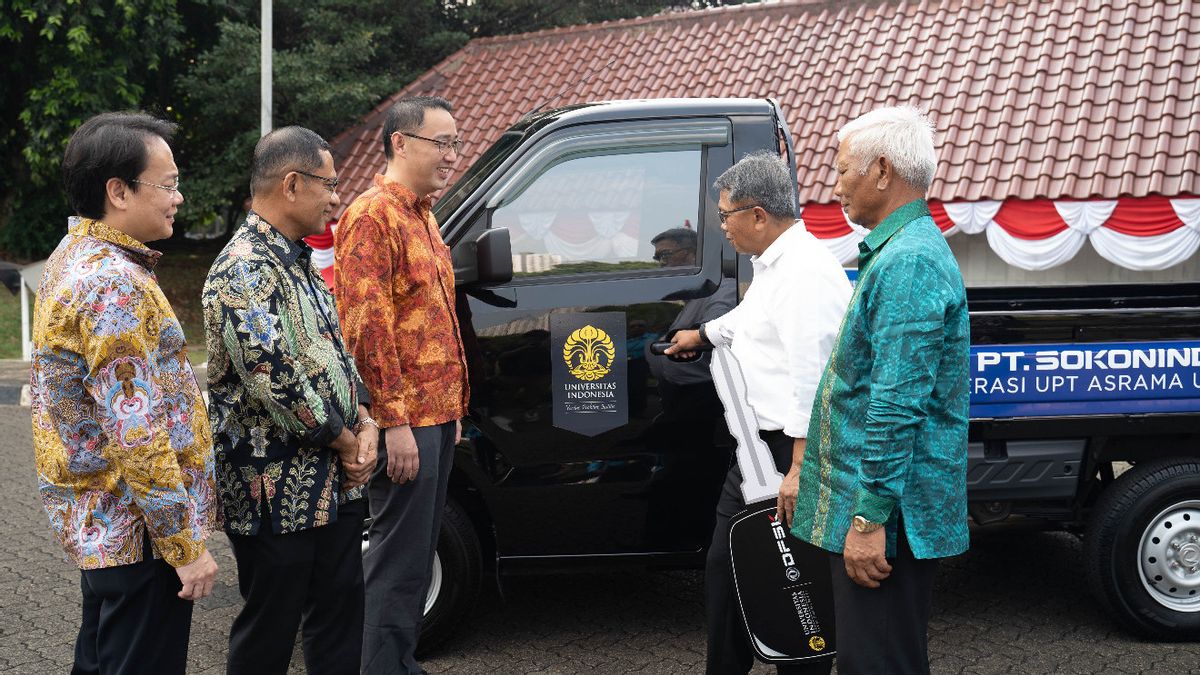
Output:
top-left (382, 98), bottom-right (1200, 650)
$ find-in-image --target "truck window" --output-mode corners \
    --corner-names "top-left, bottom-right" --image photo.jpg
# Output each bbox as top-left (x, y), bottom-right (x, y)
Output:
top-left (490, 148), bottom-right (703, 278)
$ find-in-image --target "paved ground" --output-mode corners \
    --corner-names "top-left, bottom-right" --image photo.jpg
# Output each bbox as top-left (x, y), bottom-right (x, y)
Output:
top-left (2, 390), bottom-right (1198, 672)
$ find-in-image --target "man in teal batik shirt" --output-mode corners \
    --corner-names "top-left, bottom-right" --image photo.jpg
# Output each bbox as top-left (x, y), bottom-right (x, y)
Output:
top-left (791, 106), bottom-right (970, 675)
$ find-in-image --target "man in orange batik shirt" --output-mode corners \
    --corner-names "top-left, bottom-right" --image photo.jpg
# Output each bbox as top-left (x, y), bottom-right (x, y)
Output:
top-left (334, 95), bottom-right (469, 675)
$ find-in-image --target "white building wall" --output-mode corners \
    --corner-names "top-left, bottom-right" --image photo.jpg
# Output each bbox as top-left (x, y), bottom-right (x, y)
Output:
top-left (947, 233), bottom-right (1200, 287)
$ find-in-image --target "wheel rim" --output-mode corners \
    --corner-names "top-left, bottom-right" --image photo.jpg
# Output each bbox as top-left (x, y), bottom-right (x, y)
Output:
top-left (424, 552), bottom-right (443, 616)
top-left (362, 528), bottom-right (443, 616)
top-left (1138, 499), bottom-right (1200, 612)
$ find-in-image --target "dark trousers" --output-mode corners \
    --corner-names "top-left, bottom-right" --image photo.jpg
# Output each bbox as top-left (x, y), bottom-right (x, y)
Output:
top-left (226, 497), bottom-right (367, 675)
top-left (828, 526), bottom-right (939, 675)
top-left (73, 546), bottom-right (193, 675)
top-left (706, 430), bottom-right (832, 675)
top-left (362, 421), bottom-right (456, 675)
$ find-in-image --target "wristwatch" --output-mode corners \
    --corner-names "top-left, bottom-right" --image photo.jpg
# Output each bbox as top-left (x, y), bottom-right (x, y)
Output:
top-left (354, 415), bottom-right (379, 434)
top-left (852, 515), bottom-right (884, 534)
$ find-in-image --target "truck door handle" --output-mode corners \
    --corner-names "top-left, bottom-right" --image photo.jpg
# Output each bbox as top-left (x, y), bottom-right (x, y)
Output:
top-left (649, 328), bottom-right (711, 362)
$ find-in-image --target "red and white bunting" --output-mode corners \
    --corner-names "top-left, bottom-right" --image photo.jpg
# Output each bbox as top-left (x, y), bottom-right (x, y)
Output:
top-left (800, 195), bottom-right (1200, 271)
top-left (304, 223), bottom-right (338, 288)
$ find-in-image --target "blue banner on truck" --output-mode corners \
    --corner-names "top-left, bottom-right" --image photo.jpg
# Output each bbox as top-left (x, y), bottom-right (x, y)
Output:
top-left (970, 340), bottom-right (1200, 418)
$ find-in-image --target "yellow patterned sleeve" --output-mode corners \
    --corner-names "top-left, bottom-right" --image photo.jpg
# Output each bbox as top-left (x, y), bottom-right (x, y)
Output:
top-left (78, 270), bottom-right (204, 567)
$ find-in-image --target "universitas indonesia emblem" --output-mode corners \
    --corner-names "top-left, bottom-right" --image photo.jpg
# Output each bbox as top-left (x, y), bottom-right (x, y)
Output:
top-left (562, 325), bottom-right (615, 381)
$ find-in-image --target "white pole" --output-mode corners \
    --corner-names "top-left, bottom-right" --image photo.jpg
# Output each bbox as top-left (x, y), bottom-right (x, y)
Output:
top-left (261, 0), bottom-right (272, 137)
top-left (20, 279), bottom-right (30, 362)
top-left (20, 259), bottom-right (45, 362)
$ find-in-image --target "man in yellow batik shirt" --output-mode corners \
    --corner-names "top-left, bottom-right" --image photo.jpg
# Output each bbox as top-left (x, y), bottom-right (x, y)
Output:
top-left (29, 112), bottom-right (218, 675)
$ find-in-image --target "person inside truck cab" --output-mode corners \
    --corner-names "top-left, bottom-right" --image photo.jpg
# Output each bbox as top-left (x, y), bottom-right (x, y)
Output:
top-left (790, 105), bottom-right (970, 675)
top-left (666, 152), bottom-right (852, 675)
top-left (645, 226), bottom-right (735, 420)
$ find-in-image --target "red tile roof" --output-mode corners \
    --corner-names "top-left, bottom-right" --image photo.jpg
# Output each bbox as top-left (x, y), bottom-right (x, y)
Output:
top-left (329, 0), bottom-right (1200, 217)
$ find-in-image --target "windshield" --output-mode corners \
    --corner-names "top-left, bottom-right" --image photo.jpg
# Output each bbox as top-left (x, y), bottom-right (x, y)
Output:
top-left (435, 130), bottom-right (526, 225)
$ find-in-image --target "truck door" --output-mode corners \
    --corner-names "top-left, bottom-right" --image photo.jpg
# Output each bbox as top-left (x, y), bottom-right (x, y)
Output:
top-left (452, 119), bottom-right (737, 558)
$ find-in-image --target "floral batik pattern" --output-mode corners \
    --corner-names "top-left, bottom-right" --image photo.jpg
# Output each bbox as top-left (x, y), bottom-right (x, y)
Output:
top-left (204, 212), bottom-right (368, 536)
top-left (334, 174), bottom-right (469, 429)
top-left (30, 219), bottom-right (217, 570)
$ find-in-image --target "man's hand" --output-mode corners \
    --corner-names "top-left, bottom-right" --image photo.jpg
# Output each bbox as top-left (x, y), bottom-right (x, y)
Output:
top-left (345, 430), bottom-right (378, 488)
top-left (455, 419), bottom-right (462, 444)
top-left (776, 437), bottom-right (807, 528)
top-left (331, 424), bottom-right (374, 489)
top-left (330, 426), bottom-right (359, 459)
top-left (663, 328), bottom-right (703, 359)
top-left (176, 549), bottom-right (218, 600)
top-left (843, 526), bottom-right (892, 588)
top-left (385, 424), bottom-right (419, 484)
top-left (777, 466), bottom-right (801, 528)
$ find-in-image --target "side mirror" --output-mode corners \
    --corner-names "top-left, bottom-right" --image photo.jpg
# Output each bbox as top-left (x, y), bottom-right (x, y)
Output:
top-left (474, 227), bottom-right (513, 285)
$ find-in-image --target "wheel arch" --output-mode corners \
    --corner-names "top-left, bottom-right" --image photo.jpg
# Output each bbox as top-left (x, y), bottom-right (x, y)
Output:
top-left (448, 462), bottom-right (498, 567)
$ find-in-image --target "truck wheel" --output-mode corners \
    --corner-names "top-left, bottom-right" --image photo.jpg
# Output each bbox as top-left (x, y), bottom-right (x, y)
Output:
top-left (1085, 458), bottom-right (1200, 640)
top-left (361, 499), bottom-right (483, 654)
top-left (416, 499), bottom-right (482, 655)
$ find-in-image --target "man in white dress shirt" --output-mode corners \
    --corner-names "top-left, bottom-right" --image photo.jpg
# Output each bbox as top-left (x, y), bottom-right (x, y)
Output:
top-left (668, 151), bottom-right (851, 675)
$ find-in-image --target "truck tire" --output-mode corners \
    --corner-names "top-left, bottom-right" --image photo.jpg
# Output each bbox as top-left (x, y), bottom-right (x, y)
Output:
top-left (416, 499), bottom-right (482, 655)
top-left (1084, 457), bottom-right (1200, 640)
top-left (361, 499), bottom-right (483, 655)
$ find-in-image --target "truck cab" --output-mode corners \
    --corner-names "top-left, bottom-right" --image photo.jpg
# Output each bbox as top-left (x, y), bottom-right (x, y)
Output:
top-left (381, 98), bottom-right (1200, 650)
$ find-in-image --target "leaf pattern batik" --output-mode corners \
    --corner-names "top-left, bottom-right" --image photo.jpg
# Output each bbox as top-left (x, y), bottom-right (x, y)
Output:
top-left (791, 200), bottom-right (971, 560)
top-left (204, 212), bottom-right (367, 536)
top-left (30, 219), bottom-right (218, 570)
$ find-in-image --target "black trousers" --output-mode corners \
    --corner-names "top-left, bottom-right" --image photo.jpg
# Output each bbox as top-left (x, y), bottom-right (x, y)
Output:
top-left (226, 497), bottom-right (367, 675)
top-left (828, 526), bottom-right (939, 675)
top-left (73, 548), bottom-right (193, 675)
top-left (361, 421), bottom-right (456, 675)
top-left (706, 430), bottom-right (832, 675)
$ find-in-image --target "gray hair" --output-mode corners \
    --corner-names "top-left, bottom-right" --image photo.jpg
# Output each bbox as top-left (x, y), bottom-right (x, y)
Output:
top-left (713, 151), bottom-right (795, 219)
top-left (250, 126), bottom-right (330, 197)
top-left (836, 106), bottom-right (937, 190)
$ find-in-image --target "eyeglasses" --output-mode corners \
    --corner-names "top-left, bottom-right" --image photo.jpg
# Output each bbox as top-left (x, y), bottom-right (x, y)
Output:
top-left (652, 247), bottom-right (687, 262)
top-left (717, 204), bottom-right (759, 224)
top-left (400, 132), bottom-right (464, 156)
top-left (131, 178), bottom-right (181, 194)
top-left (295, 170), bottom-right (340, 193)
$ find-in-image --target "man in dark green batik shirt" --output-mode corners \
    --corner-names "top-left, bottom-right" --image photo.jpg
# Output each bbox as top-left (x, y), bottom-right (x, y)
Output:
top-left (790, 106), bottom-right (970, 675)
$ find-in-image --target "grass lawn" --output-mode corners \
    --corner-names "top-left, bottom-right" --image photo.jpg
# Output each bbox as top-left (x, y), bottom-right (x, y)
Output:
top-left (153, 238), bottom-right (226, 366)
top-left (0, 288), bottom-right (25, 359)
top-left (0, 239), bottom-right (222, 364)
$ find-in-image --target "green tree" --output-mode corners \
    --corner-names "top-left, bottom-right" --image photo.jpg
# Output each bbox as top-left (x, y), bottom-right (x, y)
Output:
top-left (173, 0), bottom-right (469, 228)
top-left (176, 0), bottom-right (742, 228)
top-left (0, 0), bottom-right (227, 260)
top-left (446, 0), bottom-right (713, 36)
top-left (1, 0), bottom-right (746, 259)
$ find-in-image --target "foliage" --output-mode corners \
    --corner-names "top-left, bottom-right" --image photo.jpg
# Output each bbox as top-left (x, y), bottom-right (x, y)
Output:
top-left (173, 0), bottom-right (470, 226)
top-left (0, 0), bottom-right (229, 260)
top-left (0, 286), bottom-right (23, 359)
top-left (1, 0), bottom-right (748, 261)
top-left (446, 0), bottom-right (708, 36)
